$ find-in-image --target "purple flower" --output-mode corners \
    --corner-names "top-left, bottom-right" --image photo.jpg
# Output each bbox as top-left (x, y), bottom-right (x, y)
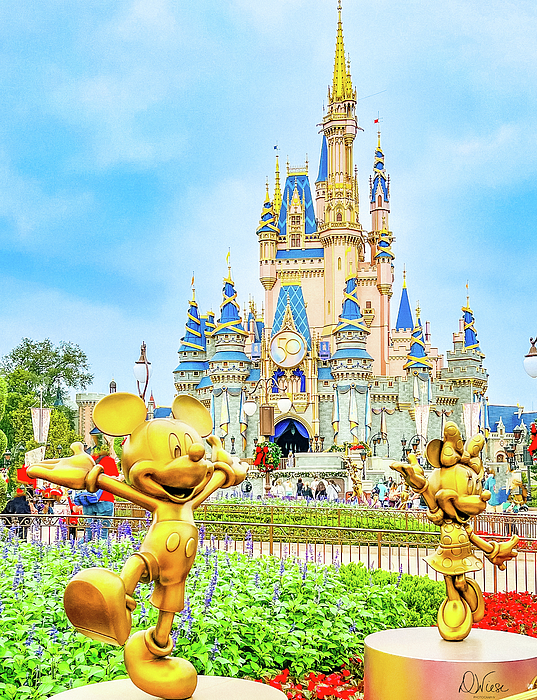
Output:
top-left (302, 562), bottom-right (308, 581)
top-left (12, 557), bottom-right (24, 595)
top-left (25, 624), bottom-right (36, 647)
top-left (211, 638), bottom-right (220, 661)
top-left (245, 530), bottom-right (253, 558)
top-left (254, 572), bottom-right (260, 587)
top-left (199, 524), bottom-right (206, 547)
top-left (272, 584), bottom-right (280, 603)
top-left (334, 549), bottom-right (341, 572)
top-left (145, 511), bottom-right (152, 527)
top-left (279, 559), bottom-right (285, 576)
top-left (49, 626), bottom-right (59, 643)
top-left (204, 560), bottom-right (219, 611)
top-left (397, 564), bottom-right (403, 587)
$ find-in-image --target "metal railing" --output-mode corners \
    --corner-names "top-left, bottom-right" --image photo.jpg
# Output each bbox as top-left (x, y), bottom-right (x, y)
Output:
top-left (3, 513), bottom-right (536, 594)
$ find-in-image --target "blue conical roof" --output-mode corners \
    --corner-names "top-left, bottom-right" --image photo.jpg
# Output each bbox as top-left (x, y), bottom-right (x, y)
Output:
top-left (316, 136), bottom-right (328, 183)
top-left (395, 276), bottom-right (413, 331)
top-left (371, 136), bottom-right (389, 204)
top-left (335, 277), bottom-right (368, 333)
top-left (462, 303), bottom-right (480, 351)
top-left (404, 310), bottom-right (432, 370)
top-left (213, 274), bottom-right (248, 336)
top-left (179, 295), bottom-right (206, 352)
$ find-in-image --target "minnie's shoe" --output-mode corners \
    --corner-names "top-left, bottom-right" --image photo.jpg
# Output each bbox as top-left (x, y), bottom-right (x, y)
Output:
top-left (125, 627), bottom-right (197, 700)
top-left (64, 568), bottom-right (133, 645)
top-left (437, 597), bottom-right (472, 641)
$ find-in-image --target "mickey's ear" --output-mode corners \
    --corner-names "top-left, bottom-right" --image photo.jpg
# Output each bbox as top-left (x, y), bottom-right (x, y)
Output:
top-left (172, 394), bottom-right (213, 437)
top-left (93, 393), bottom-right (147, 437)
top-left (425, 439), bottom-right (442, 469)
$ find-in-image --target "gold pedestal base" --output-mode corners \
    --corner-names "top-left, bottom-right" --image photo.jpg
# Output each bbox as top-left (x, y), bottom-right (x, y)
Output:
top-left (49, 676), bottom-right (286, 700)
top-left (365, 627), bottom-right (537, 700)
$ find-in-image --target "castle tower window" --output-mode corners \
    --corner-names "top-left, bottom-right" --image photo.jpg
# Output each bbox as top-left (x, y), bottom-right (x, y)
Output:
top-left (290, 234), bottom-right (301, 247)
top-left (377, 195), bottom-right (382, 207)
top-left (291, 215), bottom-right (301, 226)
top-left (328, 300), bottom-right (331, 315)
top-left (338, 257), bottom-right (341, 270)
top-left (336, 211), bottom-right (342, 222)
top-left (366, 301), bottom-right (372, 308)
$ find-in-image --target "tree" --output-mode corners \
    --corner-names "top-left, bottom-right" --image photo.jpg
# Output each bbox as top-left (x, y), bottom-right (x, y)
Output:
top-left (0, 375), bottom-right (7, 460)
top-left (1, 338), bottom-right (93, 405)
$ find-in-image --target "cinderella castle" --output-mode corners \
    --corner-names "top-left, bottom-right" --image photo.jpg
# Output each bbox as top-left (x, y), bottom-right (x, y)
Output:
top-left (171, 3), bottom-right (489, 463)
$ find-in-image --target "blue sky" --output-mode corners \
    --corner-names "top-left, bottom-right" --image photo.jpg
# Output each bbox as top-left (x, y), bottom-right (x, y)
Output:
top-left (1, 0), bottom-right (537, 410)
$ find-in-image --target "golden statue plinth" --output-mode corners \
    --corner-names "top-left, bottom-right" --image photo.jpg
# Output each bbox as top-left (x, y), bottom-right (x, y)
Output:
top-left (28, 393), bottom-right (254, 700)
top-left (362, 423), bottom-right (537, 700)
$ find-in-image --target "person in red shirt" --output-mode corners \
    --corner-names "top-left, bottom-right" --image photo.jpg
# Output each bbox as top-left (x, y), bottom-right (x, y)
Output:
top-left (91, 446), bottom-right (120, 539)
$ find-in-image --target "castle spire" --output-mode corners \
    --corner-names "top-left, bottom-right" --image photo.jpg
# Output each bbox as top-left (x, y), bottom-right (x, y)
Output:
top-left (335, 276), bottom-right (368, 333)
top-left (178, 286), bottom-right (205, 352)
top-left (462, 285), bottom-right (480, 351)
top-left (395, 269), bottom-right (413, 331)
top-left (214, 267), bottom-right (248, 337)
top-left (404, 303), bottom-right (432, 371)
top-left (330, 1), bottom-right (354, 104)
top-left (273, 154), bottom-right (282, 217)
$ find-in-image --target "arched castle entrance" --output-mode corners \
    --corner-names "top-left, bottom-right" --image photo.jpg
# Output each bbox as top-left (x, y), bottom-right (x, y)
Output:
top-left (274, 418), bottom-right (310, 456)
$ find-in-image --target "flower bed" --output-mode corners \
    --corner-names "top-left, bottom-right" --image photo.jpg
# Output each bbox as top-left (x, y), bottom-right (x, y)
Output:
top-left (0, 526), bottom-right (428, 698)
top-left (475, 591), bottom-right (537, 637)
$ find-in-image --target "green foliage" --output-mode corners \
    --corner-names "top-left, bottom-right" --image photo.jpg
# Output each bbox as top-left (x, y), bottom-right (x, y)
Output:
top-left (0, 375), bottom-right (7, 462)
top-left (1, 338), bottom-right (93, 405)
top-left (338, 562), bottom-right (445, 627)
top-left (113, 437), bottom-right (124, 460)
top-left (0, 530), bottom-right (439, 695)
top-left (0, 476), bottom-right (6, 512)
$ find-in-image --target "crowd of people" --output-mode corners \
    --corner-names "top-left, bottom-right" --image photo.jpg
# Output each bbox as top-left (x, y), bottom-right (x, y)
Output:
top-left (1, 445), bottom-right (120, 540)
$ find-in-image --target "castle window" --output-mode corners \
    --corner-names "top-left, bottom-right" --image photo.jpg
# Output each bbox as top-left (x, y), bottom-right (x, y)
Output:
top-left (290, 234), bottom-right (301, 247)
top-left (223, 362), bottom-right (228, 367)
top-left (327, 300), bottom-right (330, 315)
top-left (239, 362), bottom-right (244, 367)
top-left (336, 212), bottom-right (342, 222)
top-left (366, 301), bottom-right (372, 309)
top-left (193, 372), bottom-right (199, 376)
top-left (377, 195), bottom-right (382, 207)
top-left (291, 215), bottom-right (300, 226)
top-left (338, 257), bottom-right (341, 270)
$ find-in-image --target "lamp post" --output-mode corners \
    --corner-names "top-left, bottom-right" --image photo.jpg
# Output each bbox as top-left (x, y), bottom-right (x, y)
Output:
top-left (133, 342), bottom-right (152, 402)
top-left (243, 376), bottom-right (291, 494)
top-left (358, 447), bottom-right (367, 479)
top-left (369, 432), bottom-right (389, 458)
top-left (523, 337), bottom-right (537, 502)
top-left (401, 436), bottom-right (408, 461)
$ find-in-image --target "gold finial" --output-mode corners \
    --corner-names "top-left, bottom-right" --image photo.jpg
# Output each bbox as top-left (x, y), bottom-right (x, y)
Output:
top-left (416, 301), bottom-right (421, 319)
top-left (191, 273), bottom-right (195, 301)
top-left (225, 249), bottom-right (232, 281)
top-left (274, 154), bottom-right (282, 216)
top-left (377, 130), bottom-right (381, 148)
top-left (338, 0), bottom-right (342, 14)
top-left (466, 280), bottom-right (470, 308)
top-left (402, 266), bottom-right (407, 289)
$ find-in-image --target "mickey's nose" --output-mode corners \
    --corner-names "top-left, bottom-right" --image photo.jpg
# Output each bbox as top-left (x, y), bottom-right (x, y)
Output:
top-left (188, 443), bottom-right (206, 462)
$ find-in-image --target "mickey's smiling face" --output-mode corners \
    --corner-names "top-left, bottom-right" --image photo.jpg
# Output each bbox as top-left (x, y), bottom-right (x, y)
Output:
top-left (122, 419), bottom-right (214, 504)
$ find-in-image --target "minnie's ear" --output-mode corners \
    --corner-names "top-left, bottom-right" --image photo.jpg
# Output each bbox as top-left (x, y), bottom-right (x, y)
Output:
top-left (93, 393), bottom-right (148, 437)
top-left (172, 394), bottom-right (213, 437)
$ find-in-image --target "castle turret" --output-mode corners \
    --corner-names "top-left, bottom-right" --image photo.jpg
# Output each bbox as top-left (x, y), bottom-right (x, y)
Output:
top-left (318, 1), bottom-right (364, 335)
top-left (258, 181), bottom-right (278, 294)
top-left (369, 131), bottom-right (391, 261)
top-left (331, 276), bottom-right (373, 382)
top-left (173, 286), bottom-right (209, 395)
top-left (209, 268), bottom-right (251, 452)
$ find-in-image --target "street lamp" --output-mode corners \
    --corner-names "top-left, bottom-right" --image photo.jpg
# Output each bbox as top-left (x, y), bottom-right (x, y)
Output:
top-left (358, 447), bottom-right (367, 479)
top-left (524, 338), bottom-right (537, 379)
top-left (133, 342), bottom-right (152, 401)
top-left (401, 436), bottom-right (408, 461)
top-left (243, 376), bottom-right (290, 495)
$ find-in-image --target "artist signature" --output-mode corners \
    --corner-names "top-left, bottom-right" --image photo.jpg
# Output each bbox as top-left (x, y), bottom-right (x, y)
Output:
top-left (459, 671), bottom-right (507, 695)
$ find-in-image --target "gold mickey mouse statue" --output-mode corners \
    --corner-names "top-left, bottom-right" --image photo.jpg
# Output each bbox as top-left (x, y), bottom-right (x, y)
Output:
top-left (391, 421), bottom-right (518, 642)
top-left (28, 392), bottom-right (247, 699)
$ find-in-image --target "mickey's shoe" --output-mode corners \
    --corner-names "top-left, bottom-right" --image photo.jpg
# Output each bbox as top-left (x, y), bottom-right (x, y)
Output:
top-left (64, 567), bottom-right (132, 645)
top-left (125, 628), bottom-right (197, 700)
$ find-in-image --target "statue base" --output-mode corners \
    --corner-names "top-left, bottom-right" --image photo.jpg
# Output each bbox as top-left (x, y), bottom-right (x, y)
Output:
top-left (49, 675), bottom-right (286, 700)
top-left (364, 627), bottom-right (537, 700)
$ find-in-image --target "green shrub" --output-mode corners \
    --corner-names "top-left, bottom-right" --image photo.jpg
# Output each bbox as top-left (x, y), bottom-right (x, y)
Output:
top-left (338, 562), bottom-right (445, 627)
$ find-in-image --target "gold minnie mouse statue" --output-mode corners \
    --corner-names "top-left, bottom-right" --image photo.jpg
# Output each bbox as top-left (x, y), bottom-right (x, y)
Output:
top-left (391, 422), bottom-right (518, 642)
top-left (27, 392), bottom-right (247, 699)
